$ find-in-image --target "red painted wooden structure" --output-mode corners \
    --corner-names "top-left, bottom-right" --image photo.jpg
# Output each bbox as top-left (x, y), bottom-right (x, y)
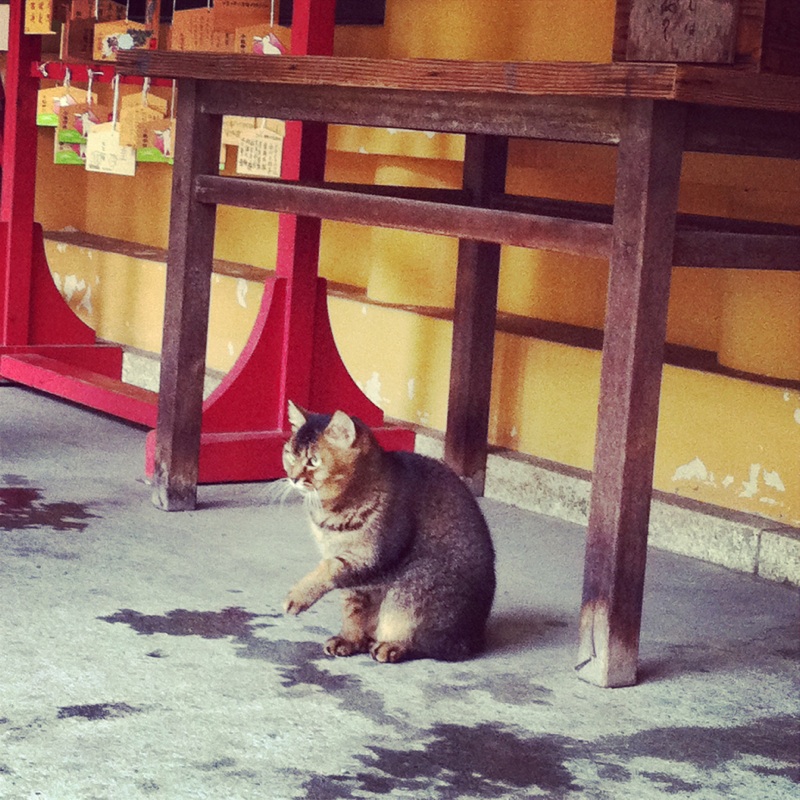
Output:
top-left (0, 1), bottom-right (128, 393)
top-left (0, 0), bottom-right (414, 499)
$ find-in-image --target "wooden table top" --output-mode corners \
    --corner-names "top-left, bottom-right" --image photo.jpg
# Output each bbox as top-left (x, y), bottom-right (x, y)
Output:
top-left (116, 52), bottom-right (800, 114)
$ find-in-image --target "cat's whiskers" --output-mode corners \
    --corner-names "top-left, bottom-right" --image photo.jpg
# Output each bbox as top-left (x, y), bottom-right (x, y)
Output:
top-left (303, 489), bottom-right (323, 516)
top-left (264, 478), bottom-right (300, 506)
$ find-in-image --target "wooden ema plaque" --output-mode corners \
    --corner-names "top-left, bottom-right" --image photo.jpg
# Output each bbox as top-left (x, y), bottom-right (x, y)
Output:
top-left (614, 0), bottom-right (800, 75)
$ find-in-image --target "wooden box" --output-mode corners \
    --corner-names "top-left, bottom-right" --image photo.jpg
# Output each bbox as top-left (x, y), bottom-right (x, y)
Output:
top-left (613, 0), bottom-right (800, 75)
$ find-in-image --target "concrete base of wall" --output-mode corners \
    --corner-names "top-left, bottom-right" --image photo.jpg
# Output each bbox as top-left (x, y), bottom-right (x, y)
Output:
top-left (122, 348), bottom-right (800, 588)
top-left (416, 431), bottom-right (800, 589)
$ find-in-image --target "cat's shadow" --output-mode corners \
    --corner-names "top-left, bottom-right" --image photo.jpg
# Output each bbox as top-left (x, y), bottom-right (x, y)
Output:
top-left (485, 609), bottom-right (574, 655)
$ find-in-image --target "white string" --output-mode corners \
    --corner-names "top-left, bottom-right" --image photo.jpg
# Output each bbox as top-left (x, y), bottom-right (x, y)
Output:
top-left (142, 77), bottom-right (151, 107)
top-left (87, 70), bottom-right (94, 106)
top-left (270, 0), bottom-right (276, 29)
top-left (63, 67), bottom-right (71, 90)
top-left (111, 74), bottom-right (120, 129)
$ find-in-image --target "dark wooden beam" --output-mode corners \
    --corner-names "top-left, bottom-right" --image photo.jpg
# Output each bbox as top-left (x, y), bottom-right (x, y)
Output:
top-left (193, 175), bottom-right (612, 257)
top-left (151, 80), bottom-right (221, 512)
top-left (444, 135), bottom-right (508, 495)
top-left (577, 99), bottom-right (687, 688)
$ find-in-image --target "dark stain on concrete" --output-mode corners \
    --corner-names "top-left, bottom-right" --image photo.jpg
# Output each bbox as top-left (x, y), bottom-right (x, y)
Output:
top-left (424, 670), bottom-right (553, 707)
top-left (235, 636), bottom-right (395, 725)
top-left (301, 715), bottom-right (800, 799)
top-left (750, 763), bottom-right (800, 783)
top-left (1, 474), bottom-right (29, 485)
top-left (598, 714), bottom-right (800, 771)
top-left (595, 761), bottom-right (631, 782)
top-left (640, 771), bottom-right (703, 794)
top-left (0, 487), bottom-right (97, 532)
top-left (57, 703), bottom-right (141, 721)
top-left (98, 607), bottom-right (265, 639)
top-left (302, 722), bottom-right (580, 799)
top-left (196, 757), bottom-right (238, 772)
top-left (300, 775), bottom-right (358, 800)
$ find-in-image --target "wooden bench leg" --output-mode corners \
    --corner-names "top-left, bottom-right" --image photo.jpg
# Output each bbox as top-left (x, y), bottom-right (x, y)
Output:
top-left (445, 134), bottom-right (508, 495)
top-left (151, 80), bottom-right (221, 511)
top-left (576, 99), bottom-right (686, 687)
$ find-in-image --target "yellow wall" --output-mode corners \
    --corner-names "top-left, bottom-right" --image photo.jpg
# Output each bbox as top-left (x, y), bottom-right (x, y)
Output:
top-left (33, 0), bottom-right (800, 526)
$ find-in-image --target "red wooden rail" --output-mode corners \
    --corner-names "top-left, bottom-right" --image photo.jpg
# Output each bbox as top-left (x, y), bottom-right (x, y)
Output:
top-left (0, 0), bottom-right (414, 501)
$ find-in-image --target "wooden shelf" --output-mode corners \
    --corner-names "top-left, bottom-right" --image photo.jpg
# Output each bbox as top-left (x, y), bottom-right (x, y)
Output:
top-left (118, 53), bottom-right (800, 113)
top-left (42, 230), bottom-right (269, 284)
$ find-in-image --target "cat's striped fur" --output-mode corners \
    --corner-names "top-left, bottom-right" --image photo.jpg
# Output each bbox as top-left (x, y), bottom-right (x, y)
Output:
top-left (282, 401), bottom-right (496, 662)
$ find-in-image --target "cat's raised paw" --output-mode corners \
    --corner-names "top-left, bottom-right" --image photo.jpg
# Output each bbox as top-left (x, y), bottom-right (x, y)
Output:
top-left (283, 591), bottom-right (309, 616)
top-left (370, 641), bottom-right (410, 663)
top-left (324, 635), bottom-right (371, 657)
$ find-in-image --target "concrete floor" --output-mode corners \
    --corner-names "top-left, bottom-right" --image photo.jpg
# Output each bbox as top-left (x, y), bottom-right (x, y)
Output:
top-left (1, 385), bottom-right (798, 800)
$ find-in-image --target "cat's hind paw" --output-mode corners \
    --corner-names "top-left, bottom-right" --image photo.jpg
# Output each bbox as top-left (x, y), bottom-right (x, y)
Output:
top-left (324, 635), bottom-right (371, 657)
top-left (370, 641), bottom-right (411, 663)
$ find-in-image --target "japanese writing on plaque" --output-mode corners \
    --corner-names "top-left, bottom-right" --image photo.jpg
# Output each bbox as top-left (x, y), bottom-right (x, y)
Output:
top-left (626, 0), bottom-right (738, 64)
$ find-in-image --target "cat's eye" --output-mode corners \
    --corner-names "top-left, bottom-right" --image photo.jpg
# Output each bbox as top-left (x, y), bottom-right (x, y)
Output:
top-left (308, 454), bottom-right (321, 468)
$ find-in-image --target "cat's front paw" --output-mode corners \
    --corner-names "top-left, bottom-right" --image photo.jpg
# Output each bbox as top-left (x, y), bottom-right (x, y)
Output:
top-left (283, 587), bottom-right (313, 616)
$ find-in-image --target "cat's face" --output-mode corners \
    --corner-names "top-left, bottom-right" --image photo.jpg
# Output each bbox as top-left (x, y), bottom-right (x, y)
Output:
top-left (283, 403), bottom-right (360, 502)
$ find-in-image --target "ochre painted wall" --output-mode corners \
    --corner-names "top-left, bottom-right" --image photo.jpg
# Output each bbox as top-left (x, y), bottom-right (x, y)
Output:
top-left (35, 0), bottom-right (800, 525)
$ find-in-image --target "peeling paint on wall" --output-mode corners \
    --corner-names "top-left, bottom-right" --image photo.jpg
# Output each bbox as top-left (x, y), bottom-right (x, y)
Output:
top-left (739, 463), bottom-right (761, 499)
top-left (236, 278), bottom-right (248, 308)
top-left (672, 457), bottom-right (713, 485)
top-left (763, 469), bottom-right (786, 493)
top-left (77, 284), bottom-right (93, 315)
top-left (63, 274), bottom-right (86, 302)
top-left (358, 372), bottom-right (389, 407)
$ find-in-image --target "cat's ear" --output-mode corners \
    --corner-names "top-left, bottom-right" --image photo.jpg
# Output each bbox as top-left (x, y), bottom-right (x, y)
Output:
top-left (287, 400), bottom-right (308, 432)
top-left (324, 410), bottom-right (357, 448)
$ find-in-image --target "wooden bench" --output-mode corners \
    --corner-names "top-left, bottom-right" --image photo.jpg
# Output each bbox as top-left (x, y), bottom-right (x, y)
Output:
top-left (117, 50), bottom-right (800, 688)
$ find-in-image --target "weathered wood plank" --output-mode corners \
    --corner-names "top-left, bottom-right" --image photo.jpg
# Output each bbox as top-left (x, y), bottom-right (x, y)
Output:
top-left (118, 52), bottom-right (679, 97)
top-left (577, 99), bottom-right (687, 688)
top-left (685, 105), bottom-right (800, 159)
top-left (198, 81), bottom-right (623, 145)
top-left (116, 51), bottom-right (800, 113)
top-left (675, 227), bottom-right (800, 270)
top-left (199, 80), bottom-right (800, 159)
top-left (444, 135), bottom-right (508, 496)
top-left (193, 175), bottom-right (612, 257)
top-left (192, 177), bottom-right (800, 269)
top-left (151, 79), bottom-right (222, 512)
top-left (674, 65), bottom-right (800, 112)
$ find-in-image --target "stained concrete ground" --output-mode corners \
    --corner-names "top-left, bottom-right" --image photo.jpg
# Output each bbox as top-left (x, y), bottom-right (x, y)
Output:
top-left (1, 385), bottom-right (798, 800)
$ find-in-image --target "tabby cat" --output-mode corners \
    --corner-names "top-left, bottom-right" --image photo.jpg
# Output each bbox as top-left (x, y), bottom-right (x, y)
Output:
top-left (281, 401), bottom-right (496, 662)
